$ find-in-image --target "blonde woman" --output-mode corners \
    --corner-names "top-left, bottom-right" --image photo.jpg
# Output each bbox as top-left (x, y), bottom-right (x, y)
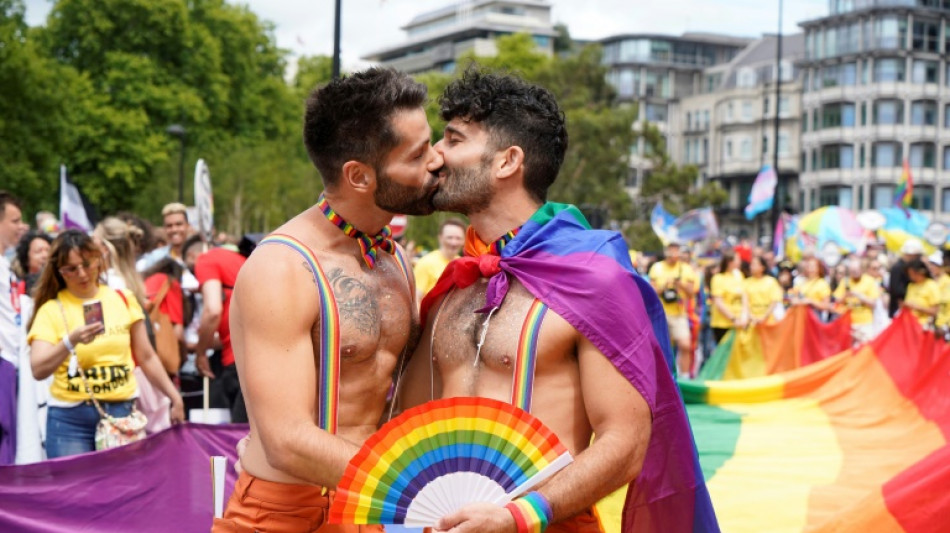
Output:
top-left (94, 217), bottom-right (147, 305)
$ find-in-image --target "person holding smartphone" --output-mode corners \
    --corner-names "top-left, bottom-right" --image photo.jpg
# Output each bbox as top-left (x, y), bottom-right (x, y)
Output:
top-left (26, 230), bottom-right (184, 458)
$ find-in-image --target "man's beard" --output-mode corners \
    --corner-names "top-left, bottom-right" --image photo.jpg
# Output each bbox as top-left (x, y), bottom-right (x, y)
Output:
top-left (431, 154), bottom-right (494, 215)
top-left (374, 170), bottom-right (439, 216)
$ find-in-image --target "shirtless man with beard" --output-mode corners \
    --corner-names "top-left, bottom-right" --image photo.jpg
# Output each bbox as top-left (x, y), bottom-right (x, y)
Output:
top-left (401, 70), bottom-right (717, 533)
top-left (213, 68), bottom-right (443, 533)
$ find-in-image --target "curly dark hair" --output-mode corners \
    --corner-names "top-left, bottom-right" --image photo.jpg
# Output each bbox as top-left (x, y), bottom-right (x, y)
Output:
top-left (439, 68), bottom-right (568, 203)
top-left (303, 68), bottom-right (428, 188)
top-left (15, 231), bottom-right (53, 275)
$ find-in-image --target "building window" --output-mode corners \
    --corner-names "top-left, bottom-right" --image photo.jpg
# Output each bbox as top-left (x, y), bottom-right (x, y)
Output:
top-left (912, 20), bottom-right (940, 53)
top-left (860, 144), bottom-right (866, 167)
top-left (873, 58), bottom-right (905, 82)
top-left (873, 16), bottom-right (907, 50)
top-left (778, 132), bottom-right (790, 156)
top-left (819, 186), bottom-right (853, 208)
top-left (801, 151), bottom-right (807, 171)
top-left (945, 146), bottom-right (950, 170)
top-left (821, 144), bottom-right (854, 169)
top-left (763, 98), bottom-right (770, 114)
top-left (724, 140), bottom-right (733, 160)
top-left (911, 60), bottom-right (939, 84)
top-left (741, 101), bottom-right (753, 121)
top-left (644, 71), bottom-right (670, 98)
top-left (910, 143), bottom-right (936, 168)
top-left (873, 100), bottom-right (904, 125)
top-left (841, 62), bottom-right (857, 85)
top-left (740, 138), bottom-right (752, 160)
top-left (762, 135), bottom-right (769, 155)
top-left (861, 102), bottom-right (867, 125)
top-left (942, 188), bottom-right (950, 213)
top-left (618, 68), bottom-right (639, 98)
top-left (945, 105), bottom-right (950, 128)
top-left (802, 112), bottom-right (808, 132)
top-left (778, 96), bottom-right (790, 117)
top-left (872, 185), bottom-right (895, 209)
top-left (872, 142), bottom-right (902, 167)
top-left (737, 68), bottom-right (756, 88)
top-left (726, 102), bottom-right (734, 122)
top-left (913, 186), bottom-right (935, 211)
top-left (822, 102), bottom-right (856, 128)
top-left (645, 103), bottom-right (668, 122)
top-left (811, 149), bottom-right (817, 170)
top-left (911, 100), bottom-right (938, 126)
top-left (858, 185), bottom-right (864, 210)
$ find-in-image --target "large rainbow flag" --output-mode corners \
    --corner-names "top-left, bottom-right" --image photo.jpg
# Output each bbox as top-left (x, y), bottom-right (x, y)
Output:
top-left (683, 311), bottom-right (950, 532)
top-left (698, 306), bottom-right (852, 381)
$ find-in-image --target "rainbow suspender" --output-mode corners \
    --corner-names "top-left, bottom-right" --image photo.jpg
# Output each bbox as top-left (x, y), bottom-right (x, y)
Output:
top-left (259, 234), bottom-right (341, 434)
top-left (511, 299), bottom-right (549, 412)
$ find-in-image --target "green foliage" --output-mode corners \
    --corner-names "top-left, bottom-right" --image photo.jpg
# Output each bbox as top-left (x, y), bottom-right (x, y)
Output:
top-left (638, 123), bottom-right (727, 214)
top-left (22, 0), bottom-right (304, 221)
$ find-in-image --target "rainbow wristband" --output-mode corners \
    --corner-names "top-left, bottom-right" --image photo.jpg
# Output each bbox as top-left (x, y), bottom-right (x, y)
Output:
top-left (505, 491), bottom-right (553, 533)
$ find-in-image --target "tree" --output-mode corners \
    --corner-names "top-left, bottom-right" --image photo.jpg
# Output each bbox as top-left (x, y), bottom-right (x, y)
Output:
top-left (35, 0), bottom-right (301, 217)
top-left (0, 0), bottom-right (98, 215)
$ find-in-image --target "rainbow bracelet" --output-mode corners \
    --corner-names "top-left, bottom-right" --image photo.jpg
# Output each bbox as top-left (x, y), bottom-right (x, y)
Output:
top-left (505, 491), bottom-right (553, 533)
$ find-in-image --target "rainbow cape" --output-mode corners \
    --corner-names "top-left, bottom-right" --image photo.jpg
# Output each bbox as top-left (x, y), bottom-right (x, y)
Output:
top-left (683, 311), bottom-right (950, 531)
top-left (421, 203), bottom-right (718, 532)
top-left (698, 307), bottom-right (852, 381)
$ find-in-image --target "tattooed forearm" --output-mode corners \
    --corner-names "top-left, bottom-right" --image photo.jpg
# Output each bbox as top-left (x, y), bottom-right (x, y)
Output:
top-left (327, 268), bottom-right (380, 337)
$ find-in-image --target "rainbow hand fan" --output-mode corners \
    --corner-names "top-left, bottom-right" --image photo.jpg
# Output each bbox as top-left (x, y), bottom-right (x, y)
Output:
top-left (328, 397), bottom-right (573, 526)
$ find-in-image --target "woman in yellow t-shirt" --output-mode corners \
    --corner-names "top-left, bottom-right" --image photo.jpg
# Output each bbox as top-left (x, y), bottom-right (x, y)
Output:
top-left (710, 251), bottom-right (748, 344)
top-left (902, 259), bottom-right (940, 329)
top-left (744, 255), bottom-right (783, 325)
top-left (27, 230), bottom-right (184, 458)
top-left (790, 257), bottom-right (832, 316)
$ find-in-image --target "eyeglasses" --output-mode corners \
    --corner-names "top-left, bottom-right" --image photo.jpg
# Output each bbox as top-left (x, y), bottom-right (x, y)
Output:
top-left (58, 258), bottom-right (100, 278)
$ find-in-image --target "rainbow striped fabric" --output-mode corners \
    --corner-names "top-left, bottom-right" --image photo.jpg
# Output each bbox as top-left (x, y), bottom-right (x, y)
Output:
top-left (317, 193), bottom-right (396, 268)
top-left (894, 158), bottom-right (914, 210)
top-left (511, 300), bottom-right (548, 412)
top-left (697, 306), bottom-right (852, 381)
top-left (257, 234), bottom-right (340, 434)
top-left (683, 311), bottom-right (950, 532)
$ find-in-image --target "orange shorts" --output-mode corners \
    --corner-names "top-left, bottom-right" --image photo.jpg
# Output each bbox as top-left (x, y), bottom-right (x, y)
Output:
top-left (547, 508), bottom-right (604, 533)
top-left (212, 471), bottom-right (385, 533)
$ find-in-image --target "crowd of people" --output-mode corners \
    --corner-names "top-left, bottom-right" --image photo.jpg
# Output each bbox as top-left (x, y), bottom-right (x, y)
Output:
top-left (636, 236), bottom-right (950, 377)
top-left (0, 193), bottom-right (254, 461)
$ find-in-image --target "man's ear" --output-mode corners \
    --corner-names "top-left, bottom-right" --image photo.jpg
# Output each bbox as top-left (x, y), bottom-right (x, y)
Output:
top-left (341, 160), bottom-right (375, 191)
top-left (495, 146), bottom-right (524, 180)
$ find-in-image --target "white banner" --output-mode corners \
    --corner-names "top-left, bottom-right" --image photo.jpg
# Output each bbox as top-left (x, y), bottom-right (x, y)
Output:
top-left (194, 159), bottom-right (214, 242)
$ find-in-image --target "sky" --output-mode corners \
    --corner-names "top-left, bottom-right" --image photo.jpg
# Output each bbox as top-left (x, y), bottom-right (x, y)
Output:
top-left (24, 0), bottom-right (829, 70)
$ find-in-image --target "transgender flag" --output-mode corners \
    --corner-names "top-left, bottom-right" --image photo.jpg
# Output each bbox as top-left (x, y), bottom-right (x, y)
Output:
top-left (59, 165), bottom-right (97, 232)
top-left (744, 165), bottom-right (777, 220)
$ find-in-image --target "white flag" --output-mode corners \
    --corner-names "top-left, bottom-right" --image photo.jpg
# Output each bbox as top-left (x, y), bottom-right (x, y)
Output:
top-left (59, 166), bottom-right (95, 232)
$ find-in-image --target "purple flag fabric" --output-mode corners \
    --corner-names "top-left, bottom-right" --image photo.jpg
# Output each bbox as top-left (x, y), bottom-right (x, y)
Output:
top-left (0, 358), bottom-right (16, 465)
top-left (0, 423), bottom-right (247, 532)
top-left (488, 204), bottom-right (718, 532)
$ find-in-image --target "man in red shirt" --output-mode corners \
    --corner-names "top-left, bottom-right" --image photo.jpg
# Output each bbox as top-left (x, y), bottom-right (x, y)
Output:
top-left (194, 245), bottom-right (247, 422)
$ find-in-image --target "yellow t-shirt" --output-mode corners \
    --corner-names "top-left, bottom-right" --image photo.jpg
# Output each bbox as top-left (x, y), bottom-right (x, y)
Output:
top-left (832, 275), bottom-right (881, 325)
top-left (743, 276), bottom-right (783, 321)
top-left (791, 278), bottom-right (831, 304)
top-left (905, 278), bottom-right (940, 327)
top-left (936, 274), bottom-right (950, 328)
top-left (28, 285), bottom-right (144, 403)
top-left (711, 270), bottom-right (745, 329)
top-left (648, 260), bottom-right (698, 317)
top-left (413, 250), bottom-right (454, 297)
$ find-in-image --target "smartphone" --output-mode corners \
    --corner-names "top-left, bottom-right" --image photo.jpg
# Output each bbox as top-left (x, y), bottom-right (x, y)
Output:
top-left (83, 300), bottom-right (104, 327)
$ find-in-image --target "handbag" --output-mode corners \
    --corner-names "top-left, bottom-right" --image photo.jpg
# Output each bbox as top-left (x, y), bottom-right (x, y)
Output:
top-left (56, 299), bottom-right (148, 450)
top-left (148, 278), bottom-right (183, 374)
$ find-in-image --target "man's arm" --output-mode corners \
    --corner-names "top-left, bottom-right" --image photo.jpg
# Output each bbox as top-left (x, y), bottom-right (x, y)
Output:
top-left (194, 279), bottom-right (222, 378)
top-left (435, 334), bottom-right (652, 532)
top-left (232, 248), bottom-right (359, 487)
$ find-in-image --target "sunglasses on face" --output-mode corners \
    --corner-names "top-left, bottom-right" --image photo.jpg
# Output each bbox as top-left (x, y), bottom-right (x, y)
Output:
top-left (59, 258), bottom-right (100, 278)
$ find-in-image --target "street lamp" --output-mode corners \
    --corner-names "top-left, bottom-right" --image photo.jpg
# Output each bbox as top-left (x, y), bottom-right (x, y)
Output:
top-left (166, 124), bottom-right (186, 203)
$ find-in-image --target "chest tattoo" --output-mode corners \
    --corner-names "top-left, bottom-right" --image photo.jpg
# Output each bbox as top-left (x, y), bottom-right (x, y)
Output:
top-left (327, 268), bottom-right (380, 337)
